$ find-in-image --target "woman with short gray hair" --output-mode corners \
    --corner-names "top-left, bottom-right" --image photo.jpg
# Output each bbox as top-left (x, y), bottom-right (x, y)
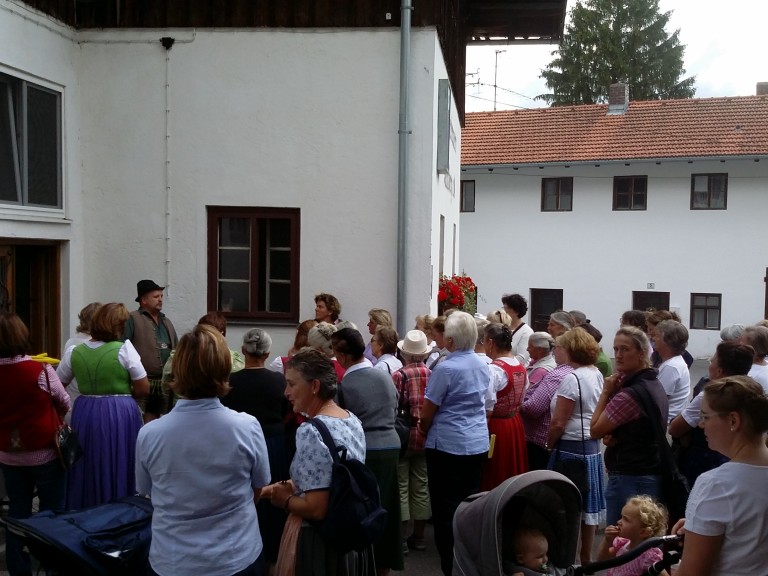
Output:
top-left (654, 320), bottom-right (691, 423)
top-left (547, 310), bottom-right (575, 338)
top-left (221, 328), bottom-right (292, 569)
top-left (741, 325), bottom-right (768, 391)
top-left (418, 311), bottom-right (490, 576)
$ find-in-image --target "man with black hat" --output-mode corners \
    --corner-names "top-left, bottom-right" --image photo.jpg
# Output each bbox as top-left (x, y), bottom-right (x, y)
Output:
top-left (123, 279), bottom-right (178, 422)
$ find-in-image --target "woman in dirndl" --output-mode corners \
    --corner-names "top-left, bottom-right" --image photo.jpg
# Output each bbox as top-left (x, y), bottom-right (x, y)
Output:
top-left (57, 302), bottom-right (148, 509)
top-left (481, 322), bottom-right (529, 491)
top-left (546, 327), bottom-right (606, 565)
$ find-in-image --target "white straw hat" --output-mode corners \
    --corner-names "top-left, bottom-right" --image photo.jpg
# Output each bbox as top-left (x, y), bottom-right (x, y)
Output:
top-left (397, 330), bottom-right (432, 357)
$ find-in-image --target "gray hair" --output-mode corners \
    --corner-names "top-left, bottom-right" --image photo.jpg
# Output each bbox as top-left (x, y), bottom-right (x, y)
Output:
top-left (242, 328), bottom-right (272, 356)
top-left (529, 331), bottom-right (555, 351)
top-left (720, 323), bottom-right (745, 342)
top-left (568, 310), bottom-right (588, 326)
top-left (475, 317), bottom-right (490, 346)
top-left (307, 322), bottom-right (337, 356)
top-left (742, 325), bottom-right (768, 358)
top-left (445, 311), bottom-right (478, 351)
top-left (334, 320), bottom-right (358, 331)
top-left (655, 320), bottom-right (689, 355)
top-left (550, 311), bottom-right (575, 331)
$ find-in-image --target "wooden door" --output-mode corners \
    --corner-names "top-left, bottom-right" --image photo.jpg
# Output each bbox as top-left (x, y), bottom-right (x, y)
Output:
top-left (530, 288), bottom-right (563, 331)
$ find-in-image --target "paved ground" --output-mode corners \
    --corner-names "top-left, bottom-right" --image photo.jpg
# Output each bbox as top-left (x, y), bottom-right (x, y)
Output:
top-left (0, 361), bottom-right (707, 575)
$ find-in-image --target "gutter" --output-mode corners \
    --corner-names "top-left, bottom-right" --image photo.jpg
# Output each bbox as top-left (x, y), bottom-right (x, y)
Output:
top-left (396, 0), bottom-right (412, 333)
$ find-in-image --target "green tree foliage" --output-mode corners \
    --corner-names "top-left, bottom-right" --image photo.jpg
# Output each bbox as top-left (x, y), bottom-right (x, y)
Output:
top-left (538, 0), bottom-right (696, 105)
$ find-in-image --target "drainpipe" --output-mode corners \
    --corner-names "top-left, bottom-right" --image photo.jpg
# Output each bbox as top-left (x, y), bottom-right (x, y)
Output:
top-left (396, 0), bottom-right (412, 333)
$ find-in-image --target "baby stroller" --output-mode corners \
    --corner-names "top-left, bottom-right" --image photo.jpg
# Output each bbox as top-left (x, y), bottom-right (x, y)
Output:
top-left (1, 495), bottom-right (153, 576)
top-left (453, 471), bottom-right (681, 576)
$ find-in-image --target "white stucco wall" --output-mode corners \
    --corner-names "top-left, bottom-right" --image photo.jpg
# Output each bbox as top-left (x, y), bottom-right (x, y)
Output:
top-left (71, 27), bottom-right (457, 352)
top-left (0, 0), bottom-right (81, 338)
top-left (461, 158), bottom-right (768, 357)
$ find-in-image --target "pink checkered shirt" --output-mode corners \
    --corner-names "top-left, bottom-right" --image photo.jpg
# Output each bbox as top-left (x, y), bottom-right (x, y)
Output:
top-left (0, 356), bottom-right (71, 467)
top-left (521, 363), bottom-right (573, 448)
top-left (391, 362), bottom-right (431, 452)
top-left (604, 389), bottom-right (642, 427)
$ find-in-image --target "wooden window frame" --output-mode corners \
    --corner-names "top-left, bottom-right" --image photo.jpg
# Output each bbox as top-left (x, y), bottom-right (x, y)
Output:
top-left (207, 206), bottom-right (300, 323)
top-left (690, 293), bottom-right (722, 330)
top-left (460, 180), bottom-right (475, 212)
top-left (613, 175), bottom-right (648, 210)
top-left (541, 177), bottom-right (573, 212)
top-left (690, 173), bottom-right (728, 210)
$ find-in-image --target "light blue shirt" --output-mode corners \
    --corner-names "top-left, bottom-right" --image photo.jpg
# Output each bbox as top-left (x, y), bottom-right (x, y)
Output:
top-left (424, 349), bottom-right (490, 455)
top-left (136, 398), bottom-right (271, 576)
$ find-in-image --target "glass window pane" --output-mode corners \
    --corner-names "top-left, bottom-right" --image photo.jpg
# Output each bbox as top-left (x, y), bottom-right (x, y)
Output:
top-left (694, 175), bottom-right (708, 192)
top-left (26, 86), bottom-right (60, 207)
top-left (268, 282), bottom-right (291, 313)
top-left (543, 189), bottom-right (557, 211)
top-left (615, 193), bottom-right (630, 209)
top-left (269, 218), bottom-right (292, 247)
top-left (692, 309), bottom-right (705, 328)
top-left (615, 178), bottom-right (630, 195)
top-left (707, 309), bottom-right (720, 328)
top-left (0, 81), bottom-right (20, 203)
top-left (544, 179), bottom-right (557, 194)
top-left (634, 178), bottom-right (647, 194)
top-left (560, 191), bottom-right (572, 211)
top-left (462, 187), bottom-right (475, 212)
top-left (710, 187), bottom-right (725, 208)
top-left (693, 295), bottom-right (706, 306)
top-left (560, 178), bottom-right (573, 194)
top-left (692, 191), bottom-right (708, 208)
top-left (219, 248), bottom-right (250, 280)
top-left (219, 281), bottom-right (249, 312)
top-left (632, 193), bottom-right (646, 209)
top-left (706, 295), bottom-right (720, 307)
top-left (220, 218), bottom-right (250, 247)
top-left (270, 249), bottom-right (291, 281)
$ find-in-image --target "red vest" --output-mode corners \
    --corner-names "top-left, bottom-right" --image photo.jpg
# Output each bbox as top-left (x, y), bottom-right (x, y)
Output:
top-left (0, 360), bottom-right (58, 452)
top-left (491, 359), bottom-right (527, 417)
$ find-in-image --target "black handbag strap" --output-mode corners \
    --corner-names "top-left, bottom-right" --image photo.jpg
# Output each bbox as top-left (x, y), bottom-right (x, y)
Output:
top-left (555, 371), bottom-right (586, 456)
top-left (309, 418), bottom-right (345, 463)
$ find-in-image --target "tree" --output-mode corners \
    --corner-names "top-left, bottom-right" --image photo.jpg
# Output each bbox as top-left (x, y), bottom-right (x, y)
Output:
top-left (538, 0), bottom-right (696, 105)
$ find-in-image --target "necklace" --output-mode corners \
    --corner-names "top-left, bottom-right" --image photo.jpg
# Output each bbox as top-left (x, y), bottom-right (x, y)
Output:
top-left (313, 400), bottom-right (335, 417)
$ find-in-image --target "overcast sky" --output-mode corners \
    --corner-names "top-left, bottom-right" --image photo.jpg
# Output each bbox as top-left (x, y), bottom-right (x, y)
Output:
top-left (465, 0), bottom-right (766, 112)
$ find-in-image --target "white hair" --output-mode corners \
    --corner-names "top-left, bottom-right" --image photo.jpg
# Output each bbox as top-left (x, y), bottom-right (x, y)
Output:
top-left (445, 311), bottom-right (478, 351)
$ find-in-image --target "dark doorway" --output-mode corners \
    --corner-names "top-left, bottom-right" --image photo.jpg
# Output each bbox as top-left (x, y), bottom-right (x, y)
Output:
top-left (632, 291), bottom-right (670, 313)
top-left (530, 288), bottom-right (563, 331)
top-left (0, 242), bottom-right (61, 356)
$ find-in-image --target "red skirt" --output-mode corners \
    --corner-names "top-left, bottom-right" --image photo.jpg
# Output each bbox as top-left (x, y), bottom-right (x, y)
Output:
top-left (481, 414), bottom-right (529, 492)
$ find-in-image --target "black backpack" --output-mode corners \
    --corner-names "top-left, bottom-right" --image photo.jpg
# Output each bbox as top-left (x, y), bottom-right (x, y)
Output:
top-left (308, 418), bottom-right (388, 553)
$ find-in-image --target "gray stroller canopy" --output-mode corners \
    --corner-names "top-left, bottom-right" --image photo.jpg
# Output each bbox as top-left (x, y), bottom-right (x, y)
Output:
top-left (453, 471), bottom-right (582, 576)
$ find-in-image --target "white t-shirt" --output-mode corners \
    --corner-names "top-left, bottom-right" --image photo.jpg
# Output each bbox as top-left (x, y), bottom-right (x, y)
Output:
top-left (680, 393), bottom-right (703, 427)
top-left (685, 461), bottom-right (768, 575)
top-left (747, 363), bottom-right (768, 393)
top-left (550, 365), bottom-right (603, 441)
top-left (657, 355), bottom-right (690, 423)
top-left (511, 323), bottom-right (534, 367)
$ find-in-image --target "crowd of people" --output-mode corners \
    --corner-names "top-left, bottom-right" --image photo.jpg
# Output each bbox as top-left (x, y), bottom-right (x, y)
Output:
top-left (2, 283), bottom-right (768, 576)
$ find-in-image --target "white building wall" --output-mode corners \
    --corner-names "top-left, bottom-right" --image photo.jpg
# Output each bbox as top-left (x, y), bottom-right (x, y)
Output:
top-left (461, 158), bottom-right (768, 358)
top-left (0, 0), bottom-right (82, 340)
top-left (74, 27), bottom-right (457, 351)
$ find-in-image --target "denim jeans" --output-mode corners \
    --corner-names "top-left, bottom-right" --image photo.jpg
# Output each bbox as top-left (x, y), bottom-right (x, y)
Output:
top-left (605, 472), bottom-right (662, 525)
top-left (0, 459), bottom-right (66, 576)
top-left (147, 550), bottom-right (266, 576)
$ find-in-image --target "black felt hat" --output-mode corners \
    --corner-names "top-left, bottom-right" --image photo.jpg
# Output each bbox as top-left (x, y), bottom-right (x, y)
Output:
top-left (135, 279), bottom-right (164, 302)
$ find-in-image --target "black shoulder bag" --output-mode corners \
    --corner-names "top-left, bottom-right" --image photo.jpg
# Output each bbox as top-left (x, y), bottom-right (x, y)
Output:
top-left (552, 373), bottom-right (590, 495)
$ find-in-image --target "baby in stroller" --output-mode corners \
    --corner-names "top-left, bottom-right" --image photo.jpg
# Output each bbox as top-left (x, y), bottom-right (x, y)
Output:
top-left (504, 528), bottom-right (557, 575)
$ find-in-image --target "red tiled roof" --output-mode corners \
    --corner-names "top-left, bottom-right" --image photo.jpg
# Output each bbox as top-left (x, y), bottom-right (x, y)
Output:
top-left (461, 95), bottom-right (768, 165)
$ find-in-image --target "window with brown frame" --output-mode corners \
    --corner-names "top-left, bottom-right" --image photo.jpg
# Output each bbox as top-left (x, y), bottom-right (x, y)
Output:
top-left (541, 177), bottom-right (573, 211)
top-left (613, 176), bottom-right (647, 210)
top-left (690, 293), bottom-right (721, 330)
top-left (690, 174), bottom-right (727, 210)
top-left (207, 206), bottom-right (300, 322)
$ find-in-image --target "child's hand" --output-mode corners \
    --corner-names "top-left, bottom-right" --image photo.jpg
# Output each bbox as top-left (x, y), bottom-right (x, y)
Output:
top-left (604, 524), bottom-right (620, 541)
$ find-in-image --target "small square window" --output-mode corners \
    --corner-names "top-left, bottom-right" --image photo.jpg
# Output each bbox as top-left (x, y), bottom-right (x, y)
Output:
top-left (613, 176), bottom-right (647, 210)
top-left (207, 206), bottom-right (300, 322)
top-left (460, 180), bottom-right (475, 212)
top-left (690, 293), bottom-right (721, 330)
top-left (541, 177), bottom-right (573, 212)
top-left (691, 174), bottom-right (727, 210)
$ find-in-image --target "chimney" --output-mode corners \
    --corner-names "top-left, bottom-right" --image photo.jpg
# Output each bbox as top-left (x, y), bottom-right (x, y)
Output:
top-left (757, 82), bottom-right (768, 96)
top-left (607, 82), bottom-right (629, 115)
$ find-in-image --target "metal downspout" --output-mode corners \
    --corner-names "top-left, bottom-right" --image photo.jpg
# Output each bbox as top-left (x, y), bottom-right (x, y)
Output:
top-left (396, 0), bottom-right (412, 333)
